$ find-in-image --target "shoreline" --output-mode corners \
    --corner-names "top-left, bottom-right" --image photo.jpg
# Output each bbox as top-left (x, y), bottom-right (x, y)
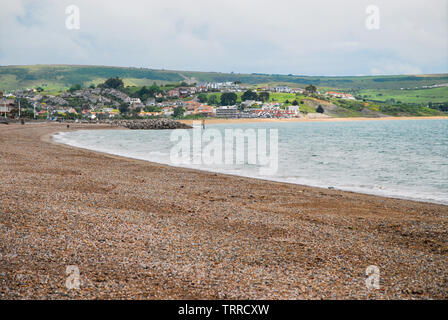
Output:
top-left (179, 115), bottom-right (448, 125)
top-left (1, 123), bottom-right (447, 299)
top-left (51, 130), bottom-right (447, 206)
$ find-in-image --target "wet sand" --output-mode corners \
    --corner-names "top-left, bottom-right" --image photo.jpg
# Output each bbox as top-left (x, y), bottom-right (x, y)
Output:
top-left (0, 123), bottom-right (447, 299)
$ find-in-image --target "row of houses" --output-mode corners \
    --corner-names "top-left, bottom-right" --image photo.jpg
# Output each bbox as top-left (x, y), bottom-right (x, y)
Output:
top-left (0, 91), bottom-right (16, 115)
top-left (215, 104), bottom-right (300, 119)
top-left (182, 100), bottom-right (215, 117)
top-left (81, 108), bottom-right (120, 119)
top-left (166, 87), bottom-right (199, 98)
top-left (248, 109), bottom-right (298, 118)
top-left (36, 107), bottom-right (80, 118)
top-left (325, 91), bottom-right (356, 100)
top-left (199, 82), bottom-right (244, 91)
top-left (258, 86), bottom-right (304, 94)
top-left (137, 103), bottom-right (215, 118)
top-left (139, 100), bottom-right (300, 119)
top-left (166, 82), bottom-right (248, 98)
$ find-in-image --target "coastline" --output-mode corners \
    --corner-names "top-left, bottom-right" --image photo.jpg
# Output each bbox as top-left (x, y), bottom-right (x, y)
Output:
top-left (52, 129), bottom-right (448, 206)
top-left (179, 115), bottom-right (448, 125)
top-left (1, 123), bottom-right (447, 299)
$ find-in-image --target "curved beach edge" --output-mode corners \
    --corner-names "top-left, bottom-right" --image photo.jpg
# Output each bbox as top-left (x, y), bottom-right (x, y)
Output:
top-left (1, 122), bottom-right (447, 299)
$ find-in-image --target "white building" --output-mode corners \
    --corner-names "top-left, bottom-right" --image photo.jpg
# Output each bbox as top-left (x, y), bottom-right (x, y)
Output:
top-left (146, 98), bottom-right (156, 106)
top-left (126, 97), bottom-right (142, 104)
top-left (274, 86), bottom-right (291, 93)
top-left (325, 91), bottom-right (356, 100)
top-left (216, 106), bottom-right (239, 118)
top-left (286, 105), bottom-right (300, 115)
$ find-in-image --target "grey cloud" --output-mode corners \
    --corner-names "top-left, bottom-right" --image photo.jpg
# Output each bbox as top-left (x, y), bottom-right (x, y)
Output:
top-left (0, 0), bottom-right (446, 75)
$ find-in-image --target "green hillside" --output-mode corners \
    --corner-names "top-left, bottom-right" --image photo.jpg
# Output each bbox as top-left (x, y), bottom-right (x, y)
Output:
top-left (357, 87), bottom-right (448, 104)
top-left (0, 65), bottom-right (185, 92)
top-left (1, 65), bottom-right (448, 93)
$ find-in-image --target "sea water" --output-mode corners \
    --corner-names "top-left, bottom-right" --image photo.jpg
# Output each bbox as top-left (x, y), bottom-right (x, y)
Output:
top-left (54, 119), bottom-right (448, 205)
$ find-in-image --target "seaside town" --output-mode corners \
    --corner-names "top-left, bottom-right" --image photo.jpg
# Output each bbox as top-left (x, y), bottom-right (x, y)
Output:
top-left (1, 0), bottom-right (448, 305)
top-left (0, 77), bottom-right (361, 122)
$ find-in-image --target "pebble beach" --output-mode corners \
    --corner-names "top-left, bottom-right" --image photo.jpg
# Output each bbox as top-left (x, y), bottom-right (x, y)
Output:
top-left (0, 122), bottom-right (447, 299)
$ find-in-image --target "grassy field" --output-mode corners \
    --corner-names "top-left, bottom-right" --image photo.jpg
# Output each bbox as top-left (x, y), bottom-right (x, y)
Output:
top-left (1, 65), bottom-right (448, 93)
top-left (267, 92), bottom-right (302, 103)
top-left (0, 65), bottom-right (185, 92)
top-left (357, 87), bottom-right (448, 104)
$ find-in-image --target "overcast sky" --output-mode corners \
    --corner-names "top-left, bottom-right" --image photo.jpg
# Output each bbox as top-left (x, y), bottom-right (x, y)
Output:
top-left (0, 0), bottom-right (447, 76)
